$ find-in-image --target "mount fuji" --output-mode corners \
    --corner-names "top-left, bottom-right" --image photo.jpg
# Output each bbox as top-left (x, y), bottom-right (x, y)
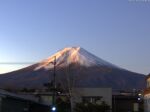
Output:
top-left (0, 47), bottom-right (146, 90)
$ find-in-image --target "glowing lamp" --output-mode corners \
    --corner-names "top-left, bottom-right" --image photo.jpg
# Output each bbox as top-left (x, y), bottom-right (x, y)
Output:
top-left (51, 106), bottom-right (56, 112)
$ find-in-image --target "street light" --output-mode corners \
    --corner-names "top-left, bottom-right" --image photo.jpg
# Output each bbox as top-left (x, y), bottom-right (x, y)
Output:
top-left (51, 106), bottom-right (56, 112)
top-left (50, 56), bottom-right (57, 111)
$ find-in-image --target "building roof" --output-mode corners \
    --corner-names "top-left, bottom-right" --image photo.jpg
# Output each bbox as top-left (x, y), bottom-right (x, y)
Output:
top-left (0, 89), bottom-right (38, 102)
top-left (146, 73), bottom-right (150, 80)
top-left (0, 89), bottom-right (52, 106)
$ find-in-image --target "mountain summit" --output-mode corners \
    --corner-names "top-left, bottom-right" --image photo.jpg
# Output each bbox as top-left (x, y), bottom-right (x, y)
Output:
top-left (0, 47), bottom-right (146, 90)
top-left (35, 47), bottom-right (118, 70)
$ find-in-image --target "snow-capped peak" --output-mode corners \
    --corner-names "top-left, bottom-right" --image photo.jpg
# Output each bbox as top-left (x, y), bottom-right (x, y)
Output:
top-left (34, 47), bottom-right (118, 70)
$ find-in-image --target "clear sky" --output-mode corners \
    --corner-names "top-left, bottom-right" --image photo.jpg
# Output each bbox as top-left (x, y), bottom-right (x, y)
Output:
top-left (0, 0), bottom-right (150, 74)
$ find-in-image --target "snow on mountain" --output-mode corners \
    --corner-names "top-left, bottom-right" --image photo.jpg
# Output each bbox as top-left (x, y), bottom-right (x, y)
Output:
top-left (0, 47), bottom-right (146, 90)
top-left (34, 47), bottom-right (119, 70)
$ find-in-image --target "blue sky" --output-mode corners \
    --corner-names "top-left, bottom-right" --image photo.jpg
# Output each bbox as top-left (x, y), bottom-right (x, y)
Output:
top-left (0, 0), bottom-right (150, 74)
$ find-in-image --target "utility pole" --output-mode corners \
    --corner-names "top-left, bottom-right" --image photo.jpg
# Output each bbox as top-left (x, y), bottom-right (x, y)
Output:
top-left (51, 56), bottom-right (57, 112)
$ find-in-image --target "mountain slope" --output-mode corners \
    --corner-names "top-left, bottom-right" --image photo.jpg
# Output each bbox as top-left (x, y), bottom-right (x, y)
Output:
top-left (0, 47), bottom-right (146, 90)
top-left (34, 47), bottom-right (119, 70)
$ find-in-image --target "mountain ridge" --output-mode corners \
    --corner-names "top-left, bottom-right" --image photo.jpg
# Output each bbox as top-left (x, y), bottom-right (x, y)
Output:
top-left (0, 47), bottom-right (146, 90)
top-left (34, 47), bottom-right (120, 70)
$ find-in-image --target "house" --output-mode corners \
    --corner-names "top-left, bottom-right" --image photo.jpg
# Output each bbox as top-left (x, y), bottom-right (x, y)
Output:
top-left (72, 88), bottom-right (112, 107)
top-left (32, 88), bottom-right (112, 111)
top-left (144, 73), bottom-right (150, 112)
top-left (0, 89), bottom-right (49, 112)
top-left (112, 94), bottom-right (143, 112)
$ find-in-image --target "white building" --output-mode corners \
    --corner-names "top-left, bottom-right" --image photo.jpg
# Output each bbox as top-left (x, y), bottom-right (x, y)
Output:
top-left (36, 87), bottom-right (112, 110)
top-left (72, 88), bottom-right (112, 107)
